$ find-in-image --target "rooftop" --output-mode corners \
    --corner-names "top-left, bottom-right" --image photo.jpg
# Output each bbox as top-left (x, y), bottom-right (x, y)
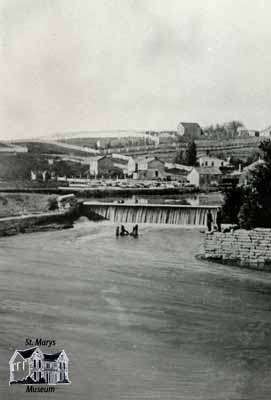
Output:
top-left (17, 347), bottom-right (38, 359)
top-left (44, 352), bottom-right (62, 361)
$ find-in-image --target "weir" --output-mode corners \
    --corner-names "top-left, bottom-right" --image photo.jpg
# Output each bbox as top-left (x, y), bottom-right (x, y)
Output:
top-left (82, 202), bottom-right (219, 226)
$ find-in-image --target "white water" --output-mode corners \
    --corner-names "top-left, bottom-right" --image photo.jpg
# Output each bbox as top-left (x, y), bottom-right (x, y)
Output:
top-left (84, 203), bottom-right (218, 226)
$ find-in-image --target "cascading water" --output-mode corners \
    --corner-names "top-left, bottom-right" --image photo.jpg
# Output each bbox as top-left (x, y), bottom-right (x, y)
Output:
top-left (83, 202), bottom-right (219, 226)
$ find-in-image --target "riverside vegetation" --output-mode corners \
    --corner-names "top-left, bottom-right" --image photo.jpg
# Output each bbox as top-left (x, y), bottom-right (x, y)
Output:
top-left (222, 140), bottom-right (271, 229)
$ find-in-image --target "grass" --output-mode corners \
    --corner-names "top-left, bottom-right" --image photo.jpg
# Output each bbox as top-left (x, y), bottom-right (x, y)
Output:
top-left (0, 193), bottom-right (55, 218)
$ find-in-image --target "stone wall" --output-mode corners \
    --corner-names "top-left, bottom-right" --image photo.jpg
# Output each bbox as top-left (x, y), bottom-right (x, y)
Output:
top-left (203, 228), bottom-right (271, 271)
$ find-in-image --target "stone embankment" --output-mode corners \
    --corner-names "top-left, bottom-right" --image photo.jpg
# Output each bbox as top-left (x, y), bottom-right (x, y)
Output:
top-left (203, 228), bottom-right (271, 271)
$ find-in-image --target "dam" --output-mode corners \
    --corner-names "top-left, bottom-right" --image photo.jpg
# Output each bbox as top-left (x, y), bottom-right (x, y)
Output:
top-left (82, 202), bottom-right (219, 226)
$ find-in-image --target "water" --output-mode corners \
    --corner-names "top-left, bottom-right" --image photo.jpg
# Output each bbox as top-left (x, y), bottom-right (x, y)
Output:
top-left (90, 192), bottom-right (223, 206)
top-left (84, 203), bottom-right (218, 226)
top-left (0, 221), bottom-right (271, 399)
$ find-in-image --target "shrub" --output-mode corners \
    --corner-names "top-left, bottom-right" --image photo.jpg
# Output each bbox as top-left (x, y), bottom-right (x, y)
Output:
top-left (48, 197), bottom-right (58, 211)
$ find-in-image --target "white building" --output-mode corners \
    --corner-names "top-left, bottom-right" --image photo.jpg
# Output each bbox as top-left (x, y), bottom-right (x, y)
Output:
top-left (187, 167), bottom-right (222, 189)
top-left (198, 156), bottom-right (229, 168)
top-left (237, 127), bottom-right (259, 137)
top-left (89, 156), bottom-right (105, 176)
top-left (111, 153), bottom-right (136, 176)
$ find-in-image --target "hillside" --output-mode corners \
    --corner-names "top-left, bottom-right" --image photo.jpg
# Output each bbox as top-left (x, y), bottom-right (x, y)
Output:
top-left (0, 154), bottom-right (49, 180)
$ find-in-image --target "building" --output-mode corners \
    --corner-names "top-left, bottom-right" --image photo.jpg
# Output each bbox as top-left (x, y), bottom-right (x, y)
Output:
top-left (135, 156), bottom-right (166, 180)
top-left (89, 156), bottom-right (105, 176)
top-left (198, 156), bottom-right (229, 168)
top-left (187, 167), bottom-right (222, 189)
top-left (89, 155), bottom-right (123, 178)
top-left (164, 162), bottom-right (191, 182)
top-left (237, 127), bottom-right (260, 137)
top-left (176, 122), bottom-right (202, 139)
top-left (89, 154), bottom-right (135, 178)
top-left (9, 347), bottom-right (70, 385)
top-left (111, 153), bottom-right (135, 176)
top-left (164, 167), bottom-right (189, 182)
top-left (164, 162), bottom-right (192, 172)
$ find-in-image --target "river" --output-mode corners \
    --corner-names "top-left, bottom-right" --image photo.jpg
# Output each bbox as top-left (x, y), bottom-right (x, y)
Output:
top-left (0, 220), bottom-right (271, 399)
top-left (90, 191), bottom-right (223, 206)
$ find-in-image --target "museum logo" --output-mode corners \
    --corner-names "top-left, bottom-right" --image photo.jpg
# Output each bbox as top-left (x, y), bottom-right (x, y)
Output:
top-left (9, 346), bottom-right (71, 391)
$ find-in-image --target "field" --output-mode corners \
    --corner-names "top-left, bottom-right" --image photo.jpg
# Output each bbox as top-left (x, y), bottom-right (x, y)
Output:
top-left (0, 193), bottom-right (54, 218)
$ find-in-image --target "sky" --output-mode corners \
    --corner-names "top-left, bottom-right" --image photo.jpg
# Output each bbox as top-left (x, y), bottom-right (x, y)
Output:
top-left (1, 0), bottom-right (271, 139)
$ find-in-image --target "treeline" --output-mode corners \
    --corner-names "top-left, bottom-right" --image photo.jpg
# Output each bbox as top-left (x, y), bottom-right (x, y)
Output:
top-left (203, 120), bottom-right (244, 140)
top-left (222, 140), bottom-right (271, 229)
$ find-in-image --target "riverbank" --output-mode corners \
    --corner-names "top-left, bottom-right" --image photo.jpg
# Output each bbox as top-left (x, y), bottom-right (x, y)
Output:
top-left (0, 185), bottom-right (199, 197)
top-left (0, 210), bottom-right (76, 237)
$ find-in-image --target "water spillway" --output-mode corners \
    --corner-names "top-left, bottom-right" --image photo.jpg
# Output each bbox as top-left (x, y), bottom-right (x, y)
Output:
top-left (82, 202), bottom-right (219, 226)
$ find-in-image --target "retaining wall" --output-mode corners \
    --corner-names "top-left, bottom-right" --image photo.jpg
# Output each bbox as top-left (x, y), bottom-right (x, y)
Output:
top-left (203, 228), bottom-right (271, 271)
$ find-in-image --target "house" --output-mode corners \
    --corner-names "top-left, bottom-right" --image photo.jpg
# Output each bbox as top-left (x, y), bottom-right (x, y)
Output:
top-left (9, 347), bottom-right (70, 385)
top-left (89, 156), bottom-right (105, 176)
top-left (164, 162), bottom-right (192, 182)
top-left (111, 153), bottom-right (135, 176)
top-left (89, 155), bottom-right (124, 178)
top-left (198, 156), bottom-right (229, 168)
top-left (187, 167), bottom-right (222, 189)
top-left (176, 122), bottom-right (203, 139)
top-left (135, 156), bottom-right (166, 180)
top-left (164, 167), bottom-right (189, 182)
top-left (237, 127), bottom-right (260, 137)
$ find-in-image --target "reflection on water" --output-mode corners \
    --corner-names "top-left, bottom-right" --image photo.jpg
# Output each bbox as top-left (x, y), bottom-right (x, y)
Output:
top-left (93, 192), bottom-right (223, 206)
top-left (0, 222), bottom-right (270, 400)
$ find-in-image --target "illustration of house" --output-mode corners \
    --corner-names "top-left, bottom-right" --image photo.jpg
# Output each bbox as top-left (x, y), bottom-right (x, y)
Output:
top-left (9, 347), bottom-right (70, 385)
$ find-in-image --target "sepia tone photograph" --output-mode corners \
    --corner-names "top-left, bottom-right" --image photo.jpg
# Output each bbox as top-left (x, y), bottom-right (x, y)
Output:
top-left (1, 1), bottom-right (271, 399)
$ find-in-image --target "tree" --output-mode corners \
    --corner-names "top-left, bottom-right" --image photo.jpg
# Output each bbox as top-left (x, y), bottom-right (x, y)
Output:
top-left (48, 196), bottom-right (59, 211)
top-left (174, 150), bottom-right (185, 164)
top-left (221, 184), bottom-right (243, 224)
top-left (238, 193), bottom-right (259, 230)
top-left (225, 120), bottom-right (244, 137)
top-left (222, 140), bottom-right (271, 229)
top-left (184, 141), bottom-right (197, 166)
top-left (203, 120), bottom-right (244, 140)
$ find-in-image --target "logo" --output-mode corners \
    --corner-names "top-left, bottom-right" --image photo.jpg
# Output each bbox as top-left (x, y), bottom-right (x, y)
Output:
top-left (9, 346), bottom-right (71, 389)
